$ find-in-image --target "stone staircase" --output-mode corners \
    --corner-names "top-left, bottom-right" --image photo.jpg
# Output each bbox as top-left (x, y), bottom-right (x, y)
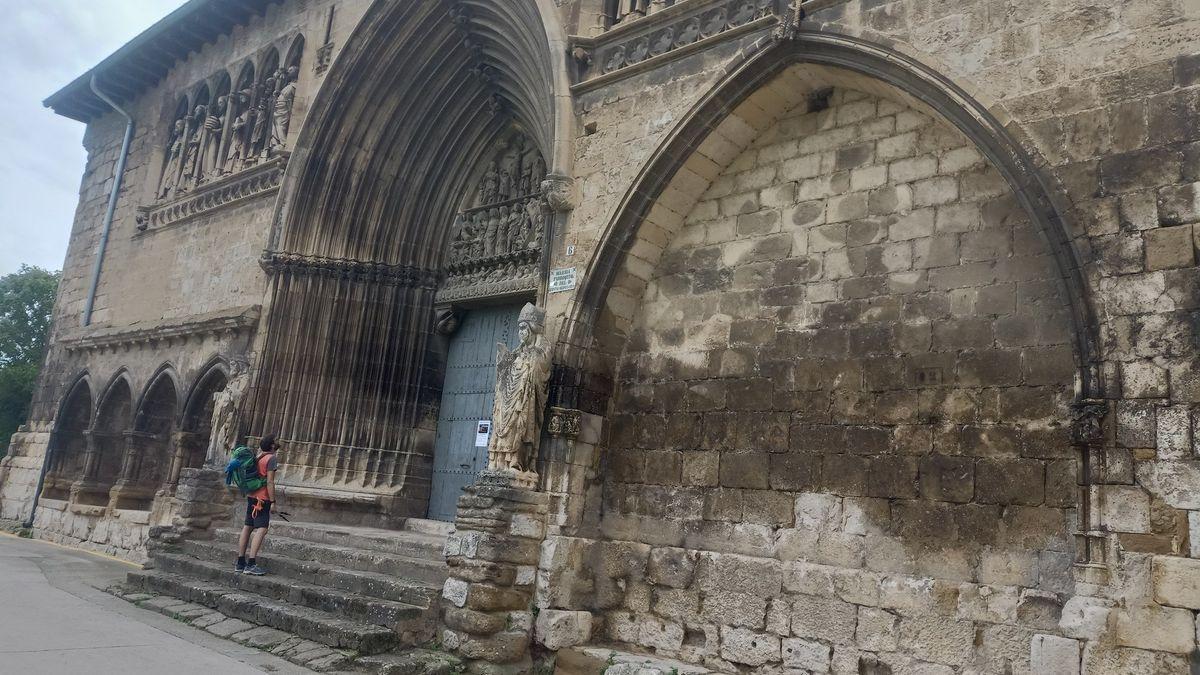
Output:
top-left (123, 519), bottom-right (452, 663)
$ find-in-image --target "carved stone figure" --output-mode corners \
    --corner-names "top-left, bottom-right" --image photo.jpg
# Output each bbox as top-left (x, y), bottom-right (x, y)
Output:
top-left (498, 205), bottom-right (516, 254)
top-left (200, 96), bottom-right (227, 183)
top-left (479, 161), bottom-right (500, 205)
top-left (225, 91), bottom-right (253, 172)
top-left (498, 148), bottom-right (518, 201)
top-left (522, 197), bottom-right (543, 249)
top-left (179, 105), bottom-right (206, 191)
top-left (270, 66), bottom-right (299, 153)
top-left (158, 119), bottom-right (186, 199)
top-left (250, 78), bottom-right (274, 161)
top-left (486, 303), bottom-right (551, 477)
top-left (206, 362), bottom-right (250, 464)
top-left (483, 208), bottom-right (500, 257)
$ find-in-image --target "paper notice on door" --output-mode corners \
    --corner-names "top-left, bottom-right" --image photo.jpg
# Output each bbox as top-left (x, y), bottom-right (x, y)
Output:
top-left (475, 420), bottom-right (492, 447)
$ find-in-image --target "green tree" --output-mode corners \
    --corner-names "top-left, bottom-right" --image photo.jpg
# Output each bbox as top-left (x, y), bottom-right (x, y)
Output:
top-left (0, 265), bottom-right (60, 454)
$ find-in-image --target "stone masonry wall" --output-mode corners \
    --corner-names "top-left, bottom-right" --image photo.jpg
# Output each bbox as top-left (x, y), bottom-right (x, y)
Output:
top-left (541, 1), bottom-right (1200, 672)
top-left (583, 85), bottom-right (1085, 674)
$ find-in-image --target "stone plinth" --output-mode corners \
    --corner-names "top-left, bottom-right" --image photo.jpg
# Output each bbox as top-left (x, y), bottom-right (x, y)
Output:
top-left (149, 467), bottom-right (236, 546)
top-left (442, 471), bottom-right (549, 673)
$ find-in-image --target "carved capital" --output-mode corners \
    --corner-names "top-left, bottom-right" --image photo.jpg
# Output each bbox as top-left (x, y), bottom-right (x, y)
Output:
top-left (547, 407), bottom-right (582, 439)
top-left (540, 174), bottom-right (575, 212)
top-left (1070, 399), bottom-right (1108, 445)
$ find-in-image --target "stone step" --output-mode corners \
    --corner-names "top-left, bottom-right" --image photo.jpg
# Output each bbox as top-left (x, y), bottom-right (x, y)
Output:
top-left (149, 551), bottom-right (436, 635)
top-left (126, 569), bottom-right (402, 655)
top-left (216, 520), bottom-right (449, 560)
top-left (180, 539), bottom-right (441, 606)
top-left (110, 587), bottom-right (356, 672)
top-left (210, 528), bottom-right (448, 585)
top-left (398, 517), bottom-right (456, 538)
top-left (555, 646), bottom-right (722, 675)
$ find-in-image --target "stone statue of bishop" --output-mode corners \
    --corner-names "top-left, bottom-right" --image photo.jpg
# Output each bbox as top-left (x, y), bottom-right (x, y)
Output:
top-left (486, 303), bottom-right (551, 484)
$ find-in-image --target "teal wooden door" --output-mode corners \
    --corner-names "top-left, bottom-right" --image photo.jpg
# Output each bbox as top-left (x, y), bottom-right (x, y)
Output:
top-left (428, 304), bottom-right (523, 522)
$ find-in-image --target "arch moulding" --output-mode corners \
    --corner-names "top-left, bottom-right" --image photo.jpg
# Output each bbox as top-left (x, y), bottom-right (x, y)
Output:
top-left (554, 30), bottom-right (1104, 411)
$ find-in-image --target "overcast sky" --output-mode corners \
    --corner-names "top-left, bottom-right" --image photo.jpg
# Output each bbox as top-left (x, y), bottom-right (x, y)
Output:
top-left (0, 1), bottom-right (184, 276)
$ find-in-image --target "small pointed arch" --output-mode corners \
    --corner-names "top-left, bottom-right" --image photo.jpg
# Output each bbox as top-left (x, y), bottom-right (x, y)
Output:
top-left (171, 95), bottom-right (191, 122)
top-left (41, 373), bottom-right (94, 500)
top-left (258, 47), bottom-right (280, 84)
top-left (179, 358), bottom-right (232, 474)
top-left (182, 357), bottom-right (230, 432)
top-left (211, 69), bottom-right (232, 102)
top-left (235, 60), bottom-right (257, 94)
top-left (284, 34), bottom-right (305, 70)
top-left (91, 370), bottom-right (134, 486)
top-left (193, 82), bottom-right (211, 109)
top-left (55, 372), bottom-right (94, 430)
top-left (95, 368), bottom-right (135, 421)
top-left (134, 364), bottom-right (181, 434)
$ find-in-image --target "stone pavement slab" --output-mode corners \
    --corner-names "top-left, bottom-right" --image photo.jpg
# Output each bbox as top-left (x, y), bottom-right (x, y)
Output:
top-left (0, 532), bottom-right (312, 674)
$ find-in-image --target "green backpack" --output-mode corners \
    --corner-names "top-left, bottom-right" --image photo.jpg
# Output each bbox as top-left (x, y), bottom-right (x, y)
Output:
top-left (224, 446), bottom-right (267, 493)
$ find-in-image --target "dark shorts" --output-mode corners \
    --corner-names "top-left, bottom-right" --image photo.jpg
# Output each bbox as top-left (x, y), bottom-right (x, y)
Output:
top-left (244, 497), bottom-right (271, 529)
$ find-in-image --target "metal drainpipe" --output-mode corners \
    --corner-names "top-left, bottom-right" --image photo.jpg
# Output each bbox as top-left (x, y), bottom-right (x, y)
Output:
top-left (23, 76), bottom-right (134, 528)
top-left (82, 74), bottom-right (135, 327)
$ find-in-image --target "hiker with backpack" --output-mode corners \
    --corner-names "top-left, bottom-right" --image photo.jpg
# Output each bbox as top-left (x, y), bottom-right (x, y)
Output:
top-left (226, 434), bottom-right (279, 575)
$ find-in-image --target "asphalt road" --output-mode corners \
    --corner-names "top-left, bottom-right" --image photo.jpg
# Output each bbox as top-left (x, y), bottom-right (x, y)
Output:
top-left (0, 532), bottom-right (310, 674)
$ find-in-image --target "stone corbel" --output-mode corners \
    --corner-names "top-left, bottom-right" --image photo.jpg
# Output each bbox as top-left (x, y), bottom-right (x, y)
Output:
top-left (540, 174), bottom-right (576, 213)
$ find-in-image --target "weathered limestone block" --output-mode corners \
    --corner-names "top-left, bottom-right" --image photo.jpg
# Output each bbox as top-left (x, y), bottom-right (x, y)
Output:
top-left (1030, 634), bottom-right (1080, 675)
top-left (782, 637), bottom-right (830, 672)
top-left (1083, 643), bottom-right (1191, 675)
top-left (898, 613), bottom-right (975, 667)
top-left (1113, 602), bottom-right (1196, 653)
top-left (1101, 485), bottom-right (1151, 533)
top-left (1137, 461), bottom-right (1200, 509)
top-left (719, 626), bottom-right (780, 667)
top-left (1151, 555), bottom-right (1200, 609)
top-left (1058, 596), bottom-right (1113, 641)
top-left (647, 546), bottom-right (697, 588)
top-left (637, 616), bottom-right (684, 652)
top-left (445, 607), bottom-right (506, 635)
top-left (791, 594), bottom-right (857, 645)
top-left (534, 609), bottom-right (592, 651)
top-left (855, 606), bottom-right (899, 652)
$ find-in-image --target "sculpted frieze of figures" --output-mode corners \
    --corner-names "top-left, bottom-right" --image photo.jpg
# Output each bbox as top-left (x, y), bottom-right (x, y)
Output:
top-left (155, 36), bottom-right (304, 203)
top-left (439, 132), bottom-right (550, 302)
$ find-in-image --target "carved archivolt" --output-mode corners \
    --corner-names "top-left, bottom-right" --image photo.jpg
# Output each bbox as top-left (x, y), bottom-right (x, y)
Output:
top-left (154, 35), bottom-right (304, 206)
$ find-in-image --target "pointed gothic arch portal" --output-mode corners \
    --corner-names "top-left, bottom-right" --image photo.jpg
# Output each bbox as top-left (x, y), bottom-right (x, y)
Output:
top-left (556, 31), bottom-right (1101, 414)
top-left (246, 0), bottom-right (571, 526)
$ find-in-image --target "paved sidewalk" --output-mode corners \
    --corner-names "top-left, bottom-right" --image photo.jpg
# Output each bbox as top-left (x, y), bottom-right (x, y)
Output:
top-left (0, 532), bottom-right (312, 674)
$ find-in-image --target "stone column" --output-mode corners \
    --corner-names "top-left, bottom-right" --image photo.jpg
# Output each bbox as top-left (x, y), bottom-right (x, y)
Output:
top-left (108, 431), bottom-right (157, 509)
top-left (165, 431), bottom-right (204, 492)
top-left (1070, 399), bottom-right (1110, 577)
top-left (442, 471), bottom-right (549, 674)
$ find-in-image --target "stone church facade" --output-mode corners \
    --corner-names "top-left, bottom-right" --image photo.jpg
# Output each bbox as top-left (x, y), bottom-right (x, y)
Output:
top-left (2, 0), bottom-right (1199, 672)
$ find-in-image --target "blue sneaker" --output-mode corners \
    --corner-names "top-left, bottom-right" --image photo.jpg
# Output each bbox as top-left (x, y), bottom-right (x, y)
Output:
top-left (234, 561), bottom-right (246, 573)
top-left (243, 564), bottom-right (267, 576)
